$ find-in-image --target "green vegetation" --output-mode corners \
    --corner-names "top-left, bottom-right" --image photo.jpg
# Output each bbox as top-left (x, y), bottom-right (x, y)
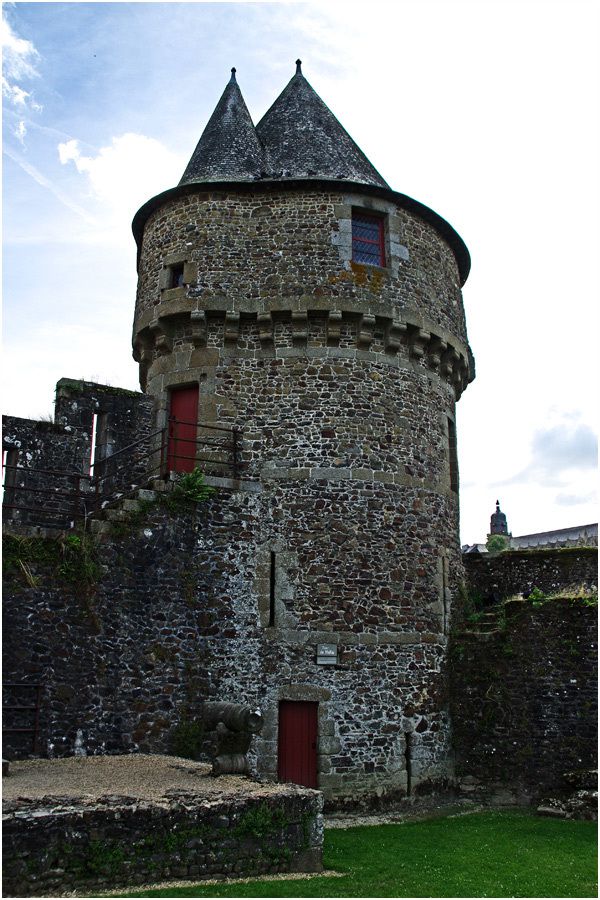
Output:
top-left (486, 534), bottom-right (510, 553)
top-left (162, 468), bottom-right (215, 512)
top-left (232, 803), bottom-right (290, 840)
top-left (505, 588), bottom-right (598, 607)
top-left (109, 468), bottom-right (215, 538)
top-left (3, 532), bottom-right (101, 588)
top-left (111, 810), bottom-right (597, 898)
top-left (169, 718), bottom-right (206, 760)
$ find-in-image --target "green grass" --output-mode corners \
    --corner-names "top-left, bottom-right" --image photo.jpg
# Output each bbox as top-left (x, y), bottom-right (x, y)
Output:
top-left (111, 810), bottom-right (597, 898)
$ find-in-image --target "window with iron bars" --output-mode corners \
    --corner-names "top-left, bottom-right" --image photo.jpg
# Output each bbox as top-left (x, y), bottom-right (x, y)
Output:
top-left (352, 211), bottom-right (386, 267)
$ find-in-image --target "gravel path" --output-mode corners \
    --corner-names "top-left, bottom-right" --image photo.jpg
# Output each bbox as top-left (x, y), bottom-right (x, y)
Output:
top-left (2, 754), bottom-right (298, 805)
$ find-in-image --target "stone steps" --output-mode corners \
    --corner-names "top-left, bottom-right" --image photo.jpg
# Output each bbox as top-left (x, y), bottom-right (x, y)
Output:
top-left (86, 479), bottom-right (173, 539)
top-left (462, 608), bottom-right (504, 637)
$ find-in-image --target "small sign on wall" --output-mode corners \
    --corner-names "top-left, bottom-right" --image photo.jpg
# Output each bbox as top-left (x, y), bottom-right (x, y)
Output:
top-left (316, 643), bottom-right (337, 665)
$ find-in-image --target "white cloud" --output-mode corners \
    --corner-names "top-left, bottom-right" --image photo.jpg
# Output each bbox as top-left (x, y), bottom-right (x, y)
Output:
top-left (4, 146), bottom-right (97, 224)
top-left (57, 132), bottom-right (185, 226)
top-left (1, 14), bottom-right (43, 117)
top-left (14, 120), bottom-right (26, 143)
top-left (58, 139), bottom-right (80, 165)
top-left (2, 77), bottom-right (29, 105)
top-left (1, 15), bottom-right (39, 80)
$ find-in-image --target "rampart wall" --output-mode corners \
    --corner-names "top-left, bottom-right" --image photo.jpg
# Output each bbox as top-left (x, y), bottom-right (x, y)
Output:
top-left (450, 598), bottom-right (597, 802)
top-left (464, 548), bottom-right (598, 604)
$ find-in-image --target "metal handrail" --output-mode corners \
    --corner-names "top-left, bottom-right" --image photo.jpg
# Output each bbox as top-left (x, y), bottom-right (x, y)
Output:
top-left (90, 427), bottom-right (165, 471)
top-left (2, 418), bottom-right (244, 528)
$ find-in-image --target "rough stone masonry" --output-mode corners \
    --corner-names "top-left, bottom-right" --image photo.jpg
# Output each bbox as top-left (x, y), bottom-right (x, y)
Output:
top-left (4, 63), bottom-right (477, 807)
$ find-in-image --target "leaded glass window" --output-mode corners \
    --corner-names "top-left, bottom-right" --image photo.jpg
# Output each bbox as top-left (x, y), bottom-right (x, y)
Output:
top-left (352, 212), bottom-right (385, 266)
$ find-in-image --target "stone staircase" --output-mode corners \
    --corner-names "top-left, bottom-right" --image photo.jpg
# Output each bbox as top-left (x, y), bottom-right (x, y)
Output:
top-left (88, 477), bottom-right (174, 538)
top-left (462, 607), bottom-right (505, 637)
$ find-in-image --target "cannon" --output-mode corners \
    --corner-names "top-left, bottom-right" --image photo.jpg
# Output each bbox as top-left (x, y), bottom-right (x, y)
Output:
top-left (200, 702), bottom-right (263, 776)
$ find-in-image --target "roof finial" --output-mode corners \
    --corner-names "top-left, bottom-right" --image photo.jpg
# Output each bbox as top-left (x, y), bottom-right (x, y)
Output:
top-left (230, 67), bottom-right (237, 81)
top-left (295, 59), bottom-right (302, 75)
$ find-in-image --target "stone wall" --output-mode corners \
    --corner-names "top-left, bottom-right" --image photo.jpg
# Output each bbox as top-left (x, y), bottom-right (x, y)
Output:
top-left (127, 181), bottom-right (474, 807)
top-left (2, 381), bottom-right (154, 528)
top-left (464, 548), bottom-right (598, 605)
top-left (2, 788), bottom-right (322, 897)
top-left (3, 479), bottom-right (456, 806)
top-left (450, 598), bottom-right (597, 802)
top-left (2, 416), bottom-right (91, 527)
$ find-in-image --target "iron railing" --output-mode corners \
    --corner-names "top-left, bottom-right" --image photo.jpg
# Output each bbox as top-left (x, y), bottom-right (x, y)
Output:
top-left (2, 419), bottom-right (243, 529)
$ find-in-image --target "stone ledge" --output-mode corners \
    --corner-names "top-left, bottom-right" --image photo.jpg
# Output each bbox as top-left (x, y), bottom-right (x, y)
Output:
top-left (2, 768), bottom-right (323, 897)
top-left (203, 475), bottom-right (262, 493)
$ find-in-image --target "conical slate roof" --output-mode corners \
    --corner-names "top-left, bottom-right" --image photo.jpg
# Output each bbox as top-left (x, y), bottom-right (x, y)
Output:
top-left (256, 61), bottom-right (389, 188)
top-left (179, 62), bottom-right (389, 189)
top-left (179, 68), bottom-right (267, 185)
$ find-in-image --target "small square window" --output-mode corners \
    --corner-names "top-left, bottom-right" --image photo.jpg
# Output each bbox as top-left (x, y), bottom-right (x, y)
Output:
top-left (170, 263), bottom-right (185, 289)
top-left (352, 212), bottom-right (385, 267)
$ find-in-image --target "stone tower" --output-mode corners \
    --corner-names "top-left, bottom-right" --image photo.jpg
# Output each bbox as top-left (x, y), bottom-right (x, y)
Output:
top-left (132, 63), bottom-right (474, 804)
top-left (490, 500), bottom-right (509, 536)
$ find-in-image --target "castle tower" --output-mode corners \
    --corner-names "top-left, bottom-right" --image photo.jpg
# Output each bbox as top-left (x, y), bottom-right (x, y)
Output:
top-left (132, 64), bottom-right (474, 804)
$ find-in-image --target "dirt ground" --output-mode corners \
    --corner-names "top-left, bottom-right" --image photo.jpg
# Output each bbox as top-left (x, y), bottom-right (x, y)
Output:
top-left (2, 753), bottom-right (481, 823)
top-left (2, 754), bottom-right (302, 804)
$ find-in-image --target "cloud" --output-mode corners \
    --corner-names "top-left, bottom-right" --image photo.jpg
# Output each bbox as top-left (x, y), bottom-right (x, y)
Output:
top-left (531, 423), bottom-right (597, 473)
top-left (495, 419), bottom-right (598, 489)
top-left (57, 133), bottom-right (185, 226)
top-left (1, 13), bottom-right (42, 114)
top-left (3, 146), bottom-right (97, 224)
top-left (1, 14), bottom-right (39, 79)
top-left (555, 491), bottom-right (597, 507)
top-left (14, 120), bottom-right (26, 144)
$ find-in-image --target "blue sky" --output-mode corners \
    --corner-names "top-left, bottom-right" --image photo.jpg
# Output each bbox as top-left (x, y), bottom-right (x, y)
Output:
top-left (2, 0), bottom-right (598, 542)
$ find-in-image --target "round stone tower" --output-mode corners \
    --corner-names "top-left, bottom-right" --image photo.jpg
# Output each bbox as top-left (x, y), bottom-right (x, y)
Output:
top-left (132, 63), bottom-right (474, 805)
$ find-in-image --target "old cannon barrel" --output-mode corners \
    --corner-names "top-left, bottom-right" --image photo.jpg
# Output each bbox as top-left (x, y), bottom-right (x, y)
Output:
top-left (212, 753), bottom-right (249, 776)
top-left (201, 702), bottom-right (263, 733)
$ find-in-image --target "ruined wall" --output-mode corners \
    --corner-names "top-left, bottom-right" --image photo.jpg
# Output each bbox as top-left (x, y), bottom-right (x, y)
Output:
top-left (2, 787), bottom-right (322, 897)
top-left (464, 548), bottom-right (598, 604)
top-left (450, 598), bottom-right (597, 802)
top-left (2, 496), bottom-right (231, 759)
top-left (2, 382), bottom-right (154, 528)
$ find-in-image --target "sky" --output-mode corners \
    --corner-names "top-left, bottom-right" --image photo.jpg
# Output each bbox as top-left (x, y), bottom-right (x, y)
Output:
top-left (2, 0), bottom-right (599, 544)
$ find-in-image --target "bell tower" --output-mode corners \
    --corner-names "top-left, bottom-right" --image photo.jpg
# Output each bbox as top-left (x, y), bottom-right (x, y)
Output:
top-left (131, 63), bottom-right (475, 804)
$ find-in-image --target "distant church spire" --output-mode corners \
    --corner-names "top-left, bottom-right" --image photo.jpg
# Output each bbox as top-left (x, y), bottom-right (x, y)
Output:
top-left (179, 69), bottom-right (267, 184)
top-left (490, 500), bottom-right (509, 536)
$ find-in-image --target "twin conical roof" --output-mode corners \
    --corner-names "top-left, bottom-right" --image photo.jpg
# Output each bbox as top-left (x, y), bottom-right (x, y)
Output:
top-left (179, 61), bottom-right (389, 189)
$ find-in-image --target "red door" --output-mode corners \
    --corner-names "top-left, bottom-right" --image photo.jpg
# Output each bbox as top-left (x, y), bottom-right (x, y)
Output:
top-left (278, 701), bottom-right (318, 788)
top-left (167, 385), bottom-right (199, 473)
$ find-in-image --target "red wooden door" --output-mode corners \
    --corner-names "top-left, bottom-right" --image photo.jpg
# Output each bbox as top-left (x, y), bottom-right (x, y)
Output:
top-left (168, 385), bottom-right (199, 473)
top-left (278, 701), bottom-right (318, 788)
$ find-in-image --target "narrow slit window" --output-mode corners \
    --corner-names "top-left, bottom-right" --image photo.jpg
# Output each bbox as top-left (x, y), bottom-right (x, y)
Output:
top-left (448, 418), bottom-right (459, 493)
top-left (2, 448), bottom-right (20, 509)
top-left (352, 212), bottom-right (385, 267)
top-left (269, 551), bottom-right (276, 626)
top-left (89, 413), bottom-right (98, 476)
top-left (404, 731), bottom-right (412, 796)
top-left (442, 555), bottom-right (449, 634)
